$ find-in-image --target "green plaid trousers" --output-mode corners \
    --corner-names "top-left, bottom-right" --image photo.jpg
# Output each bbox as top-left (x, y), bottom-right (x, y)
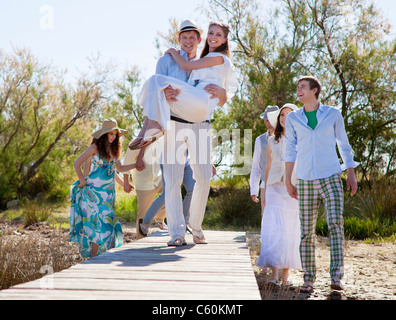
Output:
top-left (297, 174), bottom-right (344, 283)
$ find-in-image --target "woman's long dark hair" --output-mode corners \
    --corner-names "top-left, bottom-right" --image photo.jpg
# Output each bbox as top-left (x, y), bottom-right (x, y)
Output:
top-left (91, 132), bottom-right (121, 161)
top-left (274, 114), bottom-right (285, 143)
top-left (200, 21), bottom-right (230, 58)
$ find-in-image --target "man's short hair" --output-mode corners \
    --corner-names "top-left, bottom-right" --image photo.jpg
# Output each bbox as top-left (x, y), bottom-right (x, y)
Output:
top-left (179, 30), bottom-right (201, 40)
top-left (298, 76), bottom-right (322, 99)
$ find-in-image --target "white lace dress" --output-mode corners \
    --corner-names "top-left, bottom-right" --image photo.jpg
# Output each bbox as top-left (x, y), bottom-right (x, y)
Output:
top-left (255, 136), bottom-right (302, 270)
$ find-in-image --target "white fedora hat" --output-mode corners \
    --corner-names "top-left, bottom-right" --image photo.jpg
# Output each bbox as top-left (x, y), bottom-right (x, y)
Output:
top-left (176, 19), bottom-right (203, 37)
top-left (267, 103), bottom-right (299, 129)
top-left (260, 105), bottom-right (279, 120)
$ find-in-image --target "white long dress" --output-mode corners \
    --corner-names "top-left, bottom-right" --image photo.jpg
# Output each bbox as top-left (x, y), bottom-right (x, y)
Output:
top-left (255, 136), bottom-right (301, 270)
top-left (138, 52), bottom-right (238, 130)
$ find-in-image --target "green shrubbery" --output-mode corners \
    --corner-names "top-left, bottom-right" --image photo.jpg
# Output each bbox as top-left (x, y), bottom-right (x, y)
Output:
top-left (114, 188), bottom-right (138, 223)
top-left (316, 178), bottom-right (396, 240)
top-left (204, 176), bottom-right (396, 242)
top-left (2, 175), bottom-right (394, 242)
top-left (204, 186), bottom-right (261, 230)
top-left (111, 175), bottom-right (396, 242)
top-left (316, 216), bottom-right (396, 240)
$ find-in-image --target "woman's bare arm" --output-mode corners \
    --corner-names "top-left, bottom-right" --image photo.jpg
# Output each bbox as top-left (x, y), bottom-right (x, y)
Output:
top-left (166, 48), bottom-right (224, 71)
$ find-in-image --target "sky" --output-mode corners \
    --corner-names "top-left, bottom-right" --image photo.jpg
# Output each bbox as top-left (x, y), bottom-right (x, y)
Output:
top-left (1, 0), bottom-right (395, 82)
top-left (0, 0), bottom-right (205, 80)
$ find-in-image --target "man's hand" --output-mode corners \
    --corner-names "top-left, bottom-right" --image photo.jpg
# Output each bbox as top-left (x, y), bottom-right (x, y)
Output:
top-left (164, 85), bottom-right (181, 102)
top-left (286, 182), bottom-right (298, 200)
top-left (251, 195), bottom-right (259, 203)
top-left (204, 84), bottom-right (227, 107)
top-left (346, 168), bottom-right (358, 197)
top-left (123, 182), bottom-right (133, 193)
top-left (135, 147), bottom-right (147, 171)
top-left (135, 157), bottom-right (146, 171)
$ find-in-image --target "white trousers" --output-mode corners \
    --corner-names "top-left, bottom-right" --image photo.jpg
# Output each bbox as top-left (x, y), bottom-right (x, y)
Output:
top-left (138, 74), bottom-right (218, 130)
top-left (162, 120), bottom-right (213, 240)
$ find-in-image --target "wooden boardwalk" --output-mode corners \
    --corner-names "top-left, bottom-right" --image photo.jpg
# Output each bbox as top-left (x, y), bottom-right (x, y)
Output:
top-left (0, 230), bottom-right (261, 300)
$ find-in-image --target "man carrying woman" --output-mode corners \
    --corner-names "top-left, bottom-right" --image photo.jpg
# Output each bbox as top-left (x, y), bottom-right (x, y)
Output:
top-left (132, 20), bottom-right (237, 246)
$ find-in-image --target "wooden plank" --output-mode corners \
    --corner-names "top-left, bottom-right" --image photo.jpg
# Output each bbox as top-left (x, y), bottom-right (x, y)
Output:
top-left (0, 230), bottom-right (261, 300)
top-left (48, 270), bottom-right (257, 283)
top-left (0, 288), bottom-right (253, 300)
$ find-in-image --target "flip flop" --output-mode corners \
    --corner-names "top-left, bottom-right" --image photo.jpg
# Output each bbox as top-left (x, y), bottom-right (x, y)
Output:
top-left (193, 235), bottom-right (207, 244)
top-left (133, 130), bottom-right (164, 150)
top-left (155, 221), bottom-right (167, 230)
top-left (281, 281), bottom-right (293, 287)
top-left (331, 277), bottom-right (344, 291)
top-left (167, 238), bottom-right (187, 247)
top-left (138, 219), bottom-right (148, 237)
top-left (128, 137), bottom-right (144, 150)
top-left (300, 282), bottom-right (314, 293)
top-left (267, 279), bottom-right (281, 286)
top-left (186, 225), bottom-right (193, 234)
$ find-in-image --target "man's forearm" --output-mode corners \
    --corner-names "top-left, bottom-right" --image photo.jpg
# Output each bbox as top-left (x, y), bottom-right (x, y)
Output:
top-left (285, 162), bottom-right (295, 184)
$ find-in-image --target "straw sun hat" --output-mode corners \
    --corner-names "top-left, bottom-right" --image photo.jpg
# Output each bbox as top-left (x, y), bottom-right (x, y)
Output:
top-left (267, 103), bottom-right (299, 129)
top-left (92, 118), bottom-right (128, 139)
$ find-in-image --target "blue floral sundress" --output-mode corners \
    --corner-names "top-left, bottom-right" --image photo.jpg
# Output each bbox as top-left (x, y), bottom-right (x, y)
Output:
top-left (69, 154), bottom-right (123, 257)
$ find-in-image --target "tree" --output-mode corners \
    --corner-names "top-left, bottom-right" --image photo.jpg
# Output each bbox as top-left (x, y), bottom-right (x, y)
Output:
top-left (202, 0), bottom-right (396, 180)
top-left (299, 0), bottom-right (396, 182)
top-left (0, 48), bottom-right (109, 205)
top-left (202, 0), bottom-right (316, 138)
top-left (0, 47), bottom-right (145, 206)
top-left (154, 18), bottom-right (183, 59)
top-left (108, 65), bottom-right (144, 151)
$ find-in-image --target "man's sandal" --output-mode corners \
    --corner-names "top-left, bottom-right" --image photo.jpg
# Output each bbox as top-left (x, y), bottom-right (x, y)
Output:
top-left (193, 235), bottom-right (207, 244)
top-left (167, 238), bottom-right (187, 247)
top-left (155, 221), bottom-right (167, 230)
top-left (138, 219), bottom-right (148, 237)
top-left (331, 277), bottom-right (344, 291)
top-left (300, 282), bottom-right (314, 293)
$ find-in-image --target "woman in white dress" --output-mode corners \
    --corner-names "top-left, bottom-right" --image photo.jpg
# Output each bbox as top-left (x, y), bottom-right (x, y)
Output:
top-left (129, 21), bottom-right (238, 150)
top-left (256, 103), bottom-right (302, 286)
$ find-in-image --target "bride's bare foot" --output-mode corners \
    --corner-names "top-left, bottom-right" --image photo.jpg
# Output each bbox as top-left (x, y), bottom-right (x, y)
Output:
top-left (136, 119), bottom-right (164, 147)
top-left (144, 119), bottom-right (162, 135)
top-left (129, 117), bottom-right (150, 150)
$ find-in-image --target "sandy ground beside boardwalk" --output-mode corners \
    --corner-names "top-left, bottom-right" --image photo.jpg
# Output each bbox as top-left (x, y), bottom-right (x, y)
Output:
top-left (247, 233), bottom-right (396, 300)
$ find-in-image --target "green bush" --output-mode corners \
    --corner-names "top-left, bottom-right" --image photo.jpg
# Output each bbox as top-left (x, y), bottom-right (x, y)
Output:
top-left (206, 177), bottom-right (396, 241)
top-left (204, 186), bottom-right (261, 230)
top-left (317, 215), bottom-right (396, 240)
top-left (115, 190), bottom-right (138, 223)
top-left (23, 202), bottom-right (50, 227)
top-left (315, 178), bottom-right (396, 240)
top-left (343, 178), bottom-right (396, 221)
top-left (344, 217), bottom-right (396, 240)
